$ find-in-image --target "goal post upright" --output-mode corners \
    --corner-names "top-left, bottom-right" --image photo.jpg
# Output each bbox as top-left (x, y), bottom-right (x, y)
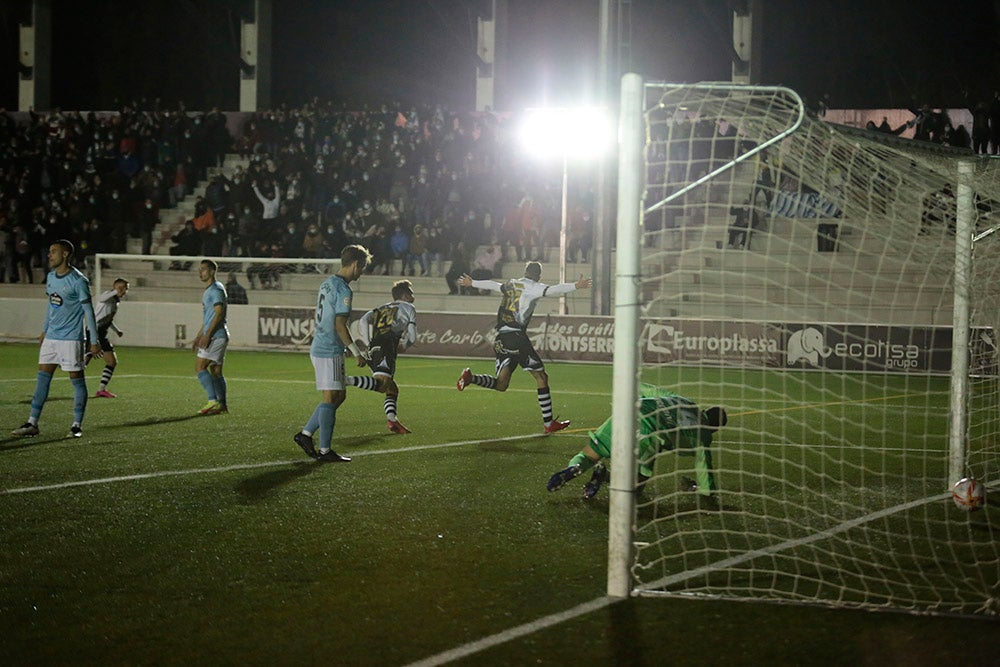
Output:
top-left (605, 80), bottom-right (999, 616)
top-left (607, 72), bottom-right (644, 599)
top-left (948, 159), bottom-right (974, 487)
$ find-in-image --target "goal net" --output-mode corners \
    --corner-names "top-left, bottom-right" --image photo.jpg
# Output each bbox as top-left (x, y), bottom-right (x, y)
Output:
top-left (608, 77), bottom-right (1000, 617)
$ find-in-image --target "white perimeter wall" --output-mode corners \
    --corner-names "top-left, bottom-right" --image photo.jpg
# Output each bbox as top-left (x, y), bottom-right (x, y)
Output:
top-left (0, 298), bottom-right (261, 349)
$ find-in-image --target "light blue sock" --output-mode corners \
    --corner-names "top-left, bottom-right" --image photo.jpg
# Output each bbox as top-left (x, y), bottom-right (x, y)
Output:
top-left (197, 370), bottom-right (217, 400)
top-left (212, 375), bottom-right (227, 406)
top-left (71, 377), bottom-right (88, 424)
top-left (30, 371), bottom-right (53, 422)
top-left (317, 403), bottom-right (336, 451)
top-left (303, 403), bottom-right (323, 435)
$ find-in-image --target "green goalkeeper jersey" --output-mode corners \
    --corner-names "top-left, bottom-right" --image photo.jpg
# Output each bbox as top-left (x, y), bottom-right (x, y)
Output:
top-left (588, 384), bottom-right (712, 466)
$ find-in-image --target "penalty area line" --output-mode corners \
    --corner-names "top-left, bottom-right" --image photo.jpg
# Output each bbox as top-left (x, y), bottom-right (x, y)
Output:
top-left (0, 432), bottom-right (548, 495)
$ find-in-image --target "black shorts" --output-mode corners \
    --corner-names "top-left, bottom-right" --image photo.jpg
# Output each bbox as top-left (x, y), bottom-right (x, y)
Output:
top-left (97, 327), bottom-right (114, 353)
top-left (493, 330), bottom-right (544, 373)
top-left (367, 334), bottom-right (399, 377)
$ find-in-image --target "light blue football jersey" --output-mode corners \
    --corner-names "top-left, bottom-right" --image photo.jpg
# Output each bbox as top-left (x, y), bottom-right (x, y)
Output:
top-left (310, 274), bottom-right (353, 358)
top-left (44, 267), bottom-right (98, 344)
top-left (202, 280), bottom-right (229, 340)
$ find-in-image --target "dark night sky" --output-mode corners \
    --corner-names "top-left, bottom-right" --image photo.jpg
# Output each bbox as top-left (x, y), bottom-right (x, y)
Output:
top-left (0, 1), bottom-right (998, 111)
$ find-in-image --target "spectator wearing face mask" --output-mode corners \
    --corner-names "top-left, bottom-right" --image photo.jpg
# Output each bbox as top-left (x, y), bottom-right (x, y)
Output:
top-left (135, 197), bottom-right (159, 255)
top-left (280, 221), bottom-right (303, 259)
top-left (388, 225), bottom-right (409, 276)
top-left (301, 217), bottom-right (325, 259)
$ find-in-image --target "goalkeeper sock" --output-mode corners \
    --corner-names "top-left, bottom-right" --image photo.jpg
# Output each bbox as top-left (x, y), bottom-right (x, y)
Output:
top-left (30, 371), bottom-right (53, 421)
top-left (569, 452), bottom-right (596, 472)
top-left (348, 376), bottom-right (379, 391)
top-left (197, 370), bottom-right (216, 400)
top-left (71, 377), bottom-right (88, 424)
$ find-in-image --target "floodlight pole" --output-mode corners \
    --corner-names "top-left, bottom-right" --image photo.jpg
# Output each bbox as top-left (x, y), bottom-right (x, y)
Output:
top-left (559, 153), bottom-right (569, 314)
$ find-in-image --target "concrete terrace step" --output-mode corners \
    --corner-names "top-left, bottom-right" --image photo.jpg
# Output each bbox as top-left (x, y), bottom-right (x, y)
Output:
top-left (150, 153), bottom-right (252, 255)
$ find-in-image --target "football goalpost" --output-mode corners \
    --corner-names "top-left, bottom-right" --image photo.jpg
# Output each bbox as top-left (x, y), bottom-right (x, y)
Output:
top-left (609, 74), bottom-right (1000, 617)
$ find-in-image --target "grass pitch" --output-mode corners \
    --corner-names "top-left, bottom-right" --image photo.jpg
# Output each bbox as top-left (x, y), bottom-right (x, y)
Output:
top-left (0, 343), bottom-right (996, 665)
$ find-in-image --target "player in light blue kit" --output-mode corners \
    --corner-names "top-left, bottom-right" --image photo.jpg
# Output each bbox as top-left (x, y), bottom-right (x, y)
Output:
top-left (11, 240), bottom-right (102, 438)
top-left (294, 244), bottom-right (372, 462)
top-left (193, 259), bottom-right (230, 415)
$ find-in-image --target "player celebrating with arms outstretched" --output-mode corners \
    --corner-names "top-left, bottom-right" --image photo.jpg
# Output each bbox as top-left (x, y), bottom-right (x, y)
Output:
top-left (11, 240), bottom-right (101, 439)
top-left (456, 261), bottom-right (591, 434)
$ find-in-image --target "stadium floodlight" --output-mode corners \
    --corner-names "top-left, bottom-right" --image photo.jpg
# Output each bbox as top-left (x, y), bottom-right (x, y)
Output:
top-left (519, 107), bottom-right (613, 313)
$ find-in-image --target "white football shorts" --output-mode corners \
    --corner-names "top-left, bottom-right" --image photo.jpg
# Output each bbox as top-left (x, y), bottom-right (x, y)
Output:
top-left (38, 337), bottom-right (85, 372)
top-left (311, 354), bottom-right (345, 391)
top-left (196, 336), bottom-right (229, 365)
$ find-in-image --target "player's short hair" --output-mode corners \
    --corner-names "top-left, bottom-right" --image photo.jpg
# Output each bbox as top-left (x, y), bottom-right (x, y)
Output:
top-left (201, 259), bottom-right (219, 272)
top-left (54, 239), bottom-right (75, 256)
top-left (112, 278), bottom-right (129, 288)
top-left (392, 279), bottom-right (414, 301)
top-left (705, 406), bottom-right (727, 429)
top-left (524, 261), bottom-right (542, 280)
top-left (342, 244), bottom-right (373, 271)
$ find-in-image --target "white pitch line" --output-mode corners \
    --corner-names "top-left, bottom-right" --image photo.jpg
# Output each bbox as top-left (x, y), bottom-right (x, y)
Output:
top-left (0, 432), bottom-right (549, 495)
top-left (0, 373), bottom-right (613, 397)
top-left (403, 481), bottom-right (1000, 666)
top-left (636, 479), bottom-right (1000, 594)
top-left (403, 596), bottom-right (617, 667)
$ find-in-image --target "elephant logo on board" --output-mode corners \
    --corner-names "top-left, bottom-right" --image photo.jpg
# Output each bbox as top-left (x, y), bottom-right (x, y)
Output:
top-left (787, 327), bottom-right (831, 366)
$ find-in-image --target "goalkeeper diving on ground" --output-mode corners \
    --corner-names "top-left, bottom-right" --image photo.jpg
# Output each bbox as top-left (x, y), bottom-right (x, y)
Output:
top-left (547, 383), bottom-right (727, 503)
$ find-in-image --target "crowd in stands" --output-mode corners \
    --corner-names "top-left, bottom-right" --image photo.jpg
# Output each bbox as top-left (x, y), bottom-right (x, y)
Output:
top-left (0, 98), bottom-right (598, 291)
top-left (861, 92), bottom-right (1000, 154)
top-left (0, 102), bottom-right (229, 283)
top-left (7, 91), bottom-right (993, 289)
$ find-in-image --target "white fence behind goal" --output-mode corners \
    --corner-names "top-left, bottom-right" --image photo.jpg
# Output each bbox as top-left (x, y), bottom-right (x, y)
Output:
top-left (609, 76), bottom-right (1000, 617)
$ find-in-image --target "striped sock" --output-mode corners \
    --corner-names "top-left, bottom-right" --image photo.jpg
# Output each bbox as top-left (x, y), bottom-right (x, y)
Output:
top-left (100, 365), bottom-right (115, 391)
top-left (384, 395), bottom-right (397, 421)
top-left (473, 373), bottom-right (497, 390)
top-left (537, 387), bottom-right (554, 425)
top-left (348, 376), bottom-right (379, 391)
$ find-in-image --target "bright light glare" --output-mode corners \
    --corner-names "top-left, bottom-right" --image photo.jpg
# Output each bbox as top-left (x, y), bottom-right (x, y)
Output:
top-left (519, 107), bottom-right (613, 161)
